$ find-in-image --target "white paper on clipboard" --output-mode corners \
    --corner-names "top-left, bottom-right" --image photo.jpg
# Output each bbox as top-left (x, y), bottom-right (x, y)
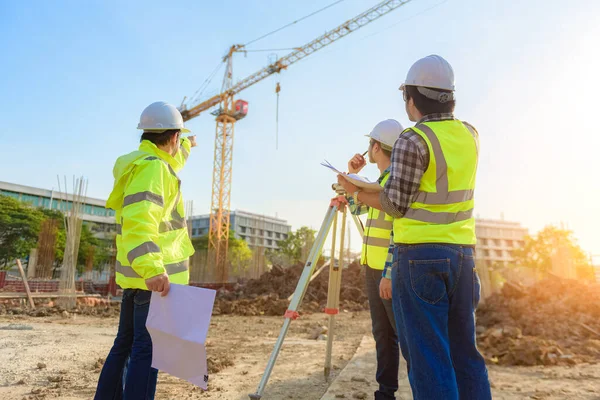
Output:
top-left (320, 160), bottom-right (383, 192)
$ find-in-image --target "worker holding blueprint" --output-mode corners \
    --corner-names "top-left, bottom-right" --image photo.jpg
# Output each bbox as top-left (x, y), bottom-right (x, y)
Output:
top-left (329, 120), bottom-right (403, 400)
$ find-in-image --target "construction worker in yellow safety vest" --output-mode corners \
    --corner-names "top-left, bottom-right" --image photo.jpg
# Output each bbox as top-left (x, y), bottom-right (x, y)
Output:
top-left (337, 55), bottom-right (492, 400)
top-left (95, 101), bottom-right (196, 400)
top-left (331, 119), bottom-right (403, 400)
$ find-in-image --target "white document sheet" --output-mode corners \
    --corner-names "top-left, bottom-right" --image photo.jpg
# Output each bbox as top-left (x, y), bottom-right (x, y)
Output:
top-left (321, 160), bottom-right (383, 192)
top-left (146, 284), bottom-right (216, 390)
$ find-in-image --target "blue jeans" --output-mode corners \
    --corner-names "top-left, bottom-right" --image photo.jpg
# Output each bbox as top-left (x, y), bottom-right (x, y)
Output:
top-left (365, 266), bottom-right (399, 399)
top-left (391, 244), bottom-right (491, 400)
top-left (95, 289), bottom-right (158, 400)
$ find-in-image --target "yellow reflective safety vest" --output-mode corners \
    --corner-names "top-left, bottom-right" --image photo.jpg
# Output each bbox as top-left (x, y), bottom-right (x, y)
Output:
top-left (361, 171), bottom-right (393, 270)
top-left (393, 119), bottom-right (479, 245)
top-left (106, 138), bottom-right (195, 290)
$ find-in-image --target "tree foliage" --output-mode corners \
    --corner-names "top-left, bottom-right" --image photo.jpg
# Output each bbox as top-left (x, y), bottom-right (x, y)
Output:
top-left (267, 226), bottom-right (316, 265)
top-left (0, 194), bottom-right (114, 273)
top-left (191, 231), bottom-right (253, 271)
top-left (0, 195), bottom-right (44, 268)
top-left (512, 225), bottom-right (593, 280)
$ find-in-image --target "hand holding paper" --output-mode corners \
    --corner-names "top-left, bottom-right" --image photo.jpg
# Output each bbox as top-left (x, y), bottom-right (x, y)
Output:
top-left (146, 284), bottom-right (216, 390)
top-left (321, 160), bottom-right (382, 192)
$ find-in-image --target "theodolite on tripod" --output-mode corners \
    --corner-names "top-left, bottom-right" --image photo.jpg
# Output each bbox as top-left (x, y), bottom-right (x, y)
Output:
top-left (249, 183), bottom-right (365, 399)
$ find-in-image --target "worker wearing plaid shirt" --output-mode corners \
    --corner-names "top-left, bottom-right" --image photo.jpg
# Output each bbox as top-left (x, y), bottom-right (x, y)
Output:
top-left (332, 119), bottom-right (402, 400)
top-left (337, 55), bottom-right (491, 400)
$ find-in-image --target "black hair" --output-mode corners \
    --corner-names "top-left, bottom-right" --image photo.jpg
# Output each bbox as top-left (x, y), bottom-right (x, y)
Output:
top-left (405, 85), bottom-right (455, 115)
top-left (140, 129), bottom-right (180, 146)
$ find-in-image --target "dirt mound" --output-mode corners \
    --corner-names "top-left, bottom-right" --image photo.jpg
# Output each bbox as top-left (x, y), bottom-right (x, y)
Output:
top-left (476, 277), bottom-right (600, 366)
top-left (207, 353), bottom-right (235, 374)
top-left (214, 262), bottom-right (368, 316)
top-left (0, 298), bottom-right (121, 318)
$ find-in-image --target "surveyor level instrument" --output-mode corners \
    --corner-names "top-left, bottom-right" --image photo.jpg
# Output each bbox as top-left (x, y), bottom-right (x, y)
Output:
top-left (249, 186), bottom-right (364, 399)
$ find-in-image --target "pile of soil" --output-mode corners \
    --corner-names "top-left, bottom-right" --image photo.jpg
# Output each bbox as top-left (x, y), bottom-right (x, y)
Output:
top-left (213, 262), bottom-right (368, 316)
top-left (476, 277), bottom-right (600, 366)
top-left (0, 298), bottom-right (121, 318)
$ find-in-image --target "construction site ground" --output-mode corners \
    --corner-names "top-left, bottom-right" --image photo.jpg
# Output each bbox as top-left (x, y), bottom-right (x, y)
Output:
top-left (2, 312), bottom-right (600, 400)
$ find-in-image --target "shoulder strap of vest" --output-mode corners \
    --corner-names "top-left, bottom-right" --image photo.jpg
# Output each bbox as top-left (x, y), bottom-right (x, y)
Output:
top-left (461, 121), bottom-right (479, 157)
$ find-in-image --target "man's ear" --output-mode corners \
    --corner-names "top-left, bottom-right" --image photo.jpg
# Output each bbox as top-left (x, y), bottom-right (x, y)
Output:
top-left (373, 142), bottom-right (380, 153)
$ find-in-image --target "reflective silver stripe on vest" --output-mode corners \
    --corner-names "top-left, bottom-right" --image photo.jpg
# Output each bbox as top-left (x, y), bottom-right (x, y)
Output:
top-left (181, 144), bottom-right (189, 160)
top-left (127, 242), bottom-right (161, 264)
top-left (404, 208), bottom-right (474, 224)
top-left (363, 235), bottom-right (390, 248)
top-left (167, 163), bottom-right (184, 220)
top-left (159, 217), bottom-right (187, 233)
top-left (141, 155), bottom-right (186, 233)
top-left (413, 123), bottom-right (477, 205)
top-left (160, 187), bottom-right (186, 232)
top-left (167, 164), bottom-right (179, 181)
top-left (165, 260), bottom-right (189, 275)
top-left (115, 260), bottom-right (140, 278)
top-left (116, 260), bottom-right (189, 278)
top-left (116, 224), bottom-right (122, 235)
top-left (366, 210), bottom-right (393, 230)
top-left (172, 192), bottom-right (182, 218)
top-left (414, 189), bottom-right (475, 205)
top-left (123, 191), bottom-right (164, 208)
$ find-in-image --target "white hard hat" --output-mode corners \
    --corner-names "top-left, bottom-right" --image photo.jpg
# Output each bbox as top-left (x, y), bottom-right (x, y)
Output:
top-left (365, 119), bottom-right (404, 150)
top-left (400, 55), bottom-right (455, 103)
top-left (137, 101), bottom-right (190, 133)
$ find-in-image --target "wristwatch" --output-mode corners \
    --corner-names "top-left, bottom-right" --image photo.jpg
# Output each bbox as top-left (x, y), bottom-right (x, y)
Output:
top-left (353, 190), bottom-right (360, 204)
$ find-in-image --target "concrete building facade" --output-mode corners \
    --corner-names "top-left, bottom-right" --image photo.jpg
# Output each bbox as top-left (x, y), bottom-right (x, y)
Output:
top-left (475, 218), bottom-right (528, 266)
top-left (190, 210), bottom-right (291, 250)
top-left (1, 181), bottom-right (293, 251)
top-left (0, 181), bottom-right (117, 238)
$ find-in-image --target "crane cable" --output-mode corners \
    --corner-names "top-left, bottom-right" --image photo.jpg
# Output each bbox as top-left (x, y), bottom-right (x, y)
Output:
top-left (187, 0), bottom-right (345, 107)
top-left (244, 0), bottom-right (346, 47)
top-left (275, 82), bottom-right (281, 150)
top-left (189, 60), bottom-right (225, 105)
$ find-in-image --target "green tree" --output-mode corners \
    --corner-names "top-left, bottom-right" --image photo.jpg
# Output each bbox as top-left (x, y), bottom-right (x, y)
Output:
top-left (228, 235), bottom-right (253, 273)
top-left (0, 195), bottom-right (116, 274)
top-left (0, 195), bottom-right (44, 269)
top-left (191, 234), bottom-right (209, 251)
top-left (76, 224), bottom-right (101, 274)
top-left (191, 232), bottom-right (252, 271)
top-left (267, 226), bottom-right (316, 265)
top-left (512, 225), bottom-right (592, 280)
top-left (93, 240), bottom-right (115, 273)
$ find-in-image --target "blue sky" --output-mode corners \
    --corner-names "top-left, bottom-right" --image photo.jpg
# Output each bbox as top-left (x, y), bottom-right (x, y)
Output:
top-left (1, 0), bottom-right (599, 257)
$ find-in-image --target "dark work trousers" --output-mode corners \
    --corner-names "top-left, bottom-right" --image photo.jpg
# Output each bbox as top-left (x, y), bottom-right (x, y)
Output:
top-left (365, 265), bottom-right (400, 400)
top-left (95, 289), bottom-right (158, 400)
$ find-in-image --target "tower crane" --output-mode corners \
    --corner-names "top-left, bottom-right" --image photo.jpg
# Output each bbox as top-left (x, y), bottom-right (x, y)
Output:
top-left (179, 0), bottom-right (412, 283)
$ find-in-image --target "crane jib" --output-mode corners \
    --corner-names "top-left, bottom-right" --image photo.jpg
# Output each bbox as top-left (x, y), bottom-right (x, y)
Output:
top-left (180, 0), bottom-right (412, 120)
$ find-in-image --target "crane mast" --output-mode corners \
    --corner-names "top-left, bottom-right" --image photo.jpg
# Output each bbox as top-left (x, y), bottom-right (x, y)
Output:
top-left (180, 0), bottom-right (412, 283)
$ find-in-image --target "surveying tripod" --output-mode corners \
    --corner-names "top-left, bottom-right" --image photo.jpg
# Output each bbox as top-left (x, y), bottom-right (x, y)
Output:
top-left (249, 184), bottom-right (365, 399)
